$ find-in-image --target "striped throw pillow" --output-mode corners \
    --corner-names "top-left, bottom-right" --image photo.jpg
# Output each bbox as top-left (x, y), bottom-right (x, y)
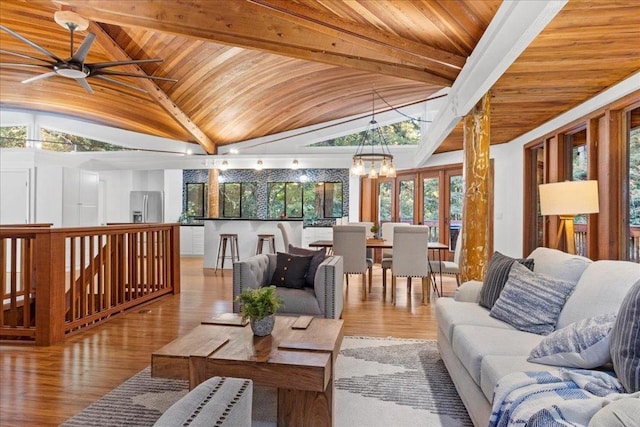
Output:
top-left (489, 261), bottom-right (576, 335)
top-left (610, 279), bottom-right (640, 393)
top-left (479, 251), bottom-right (535, 309)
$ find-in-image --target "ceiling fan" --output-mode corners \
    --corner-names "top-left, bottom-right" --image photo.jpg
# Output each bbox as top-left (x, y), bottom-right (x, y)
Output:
top-left (0, 11), bottom-right (176, 94)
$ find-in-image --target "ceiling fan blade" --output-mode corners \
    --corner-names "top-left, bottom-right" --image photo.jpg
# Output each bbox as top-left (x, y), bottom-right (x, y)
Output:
top-left (0, 25), bottom-right (64, 63)
top-left (93, 69), bottom-right (177, 82)
top-left (22, 71), bottom-right (57, 84)
top-left (76, 78), bottom-right (94, 94)
top-left (90, 58), bottom-right (163, 70)
top-left (0, 49), bottom-right (56, 64)
top-left (95, 75), bottom-right (148, 93)
top-left (0, 62), bottom-right (52, 69)
top-left (71, 33), bottom-right (96, 63)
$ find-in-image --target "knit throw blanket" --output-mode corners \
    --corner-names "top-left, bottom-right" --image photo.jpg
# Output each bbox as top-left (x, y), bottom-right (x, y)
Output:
top-left (489, 369), bottom-right (639, 427)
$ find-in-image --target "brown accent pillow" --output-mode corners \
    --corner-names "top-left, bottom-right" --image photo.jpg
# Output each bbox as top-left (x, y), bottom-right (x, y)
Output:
top-left (288, 244), bottom-right (327, 287)
top-left (270, 252), bottom-right (312, 289)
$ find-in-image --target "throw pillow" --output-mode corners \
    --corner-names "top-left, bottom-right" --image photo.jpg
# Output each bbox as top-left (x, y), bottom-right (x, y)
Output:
top-left (528, 312), bottom-right (617, 368)
top-left (610, 279), bottom-right (640, 393)
top-left (288, 244), bottom-right (327, 287)
top-left (269, 252), bottom-right (312, 289)
top-left (479, 251), bottom-right (535, 309)
top-left (489, 261), bottom-right (577, 335)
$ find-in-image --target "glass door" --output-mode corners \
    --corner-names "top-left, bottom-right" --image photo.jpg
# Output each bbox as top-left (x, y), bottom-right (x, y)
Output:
top-left (625, 106), bottom-right (640, 262)
top-left (422, 173), bottom-right (440, 242)
top-left (397, 175), bottom-right (415, 224)
top-left (445, 170), bottom-right (463, 250)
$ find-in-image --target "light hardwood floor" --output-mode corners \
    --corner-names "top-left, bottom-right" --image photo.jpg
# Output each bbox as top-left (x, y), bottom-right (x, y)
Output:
top-left (0, 257), bottom-right (458, 427)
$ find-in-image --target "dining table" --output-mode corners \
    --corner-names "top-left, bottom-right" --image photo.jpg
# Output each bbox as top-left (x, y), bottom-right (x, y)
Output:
top-left (308, 239), bottom-right (450, 297)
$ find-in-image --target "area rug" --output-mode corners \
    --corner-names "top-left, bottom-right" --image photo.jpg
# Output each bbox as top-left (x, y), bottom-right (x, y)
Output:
top-left (61, 337), bottom-right (472, 427)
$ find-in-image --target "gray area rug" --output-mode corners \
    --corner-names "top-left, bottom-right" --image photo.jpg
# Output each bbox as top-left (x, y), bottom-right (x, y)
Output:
top-left (61, 337), bottom-right (472, 427)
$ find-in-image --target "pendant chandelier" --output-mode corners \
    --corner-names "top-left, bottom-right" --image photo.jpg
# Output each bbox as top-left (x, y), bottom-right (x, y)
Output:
top-left (350, 93), bottom-right (396, 179)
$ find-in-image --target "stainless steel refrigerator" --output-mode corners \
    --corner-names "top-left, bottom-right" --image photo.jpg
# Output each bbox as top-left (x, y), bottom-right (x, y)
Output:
top-left (130, 191), bottom-right (164, 223)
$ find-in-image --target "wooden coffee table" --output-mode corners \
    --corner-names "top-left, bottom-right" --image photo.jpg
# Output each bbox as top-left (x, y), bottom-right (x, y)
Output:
top-left (152, 315), bottom-right (344, 426)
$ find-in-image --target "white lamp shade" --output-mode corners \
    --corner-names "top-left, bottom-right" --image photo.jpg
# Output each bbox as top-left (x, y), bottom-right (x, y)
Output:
top-left (539, 180), bottom-right (599, 216)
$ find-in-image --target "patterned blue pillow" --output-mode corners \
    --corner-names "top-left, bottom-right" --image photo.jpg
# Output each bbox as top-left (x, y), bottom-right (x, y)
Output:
top-left (490, 262), bottom-right (577, 335)
top-left (528, 313), bottom-right (616, 368)
top-left (610, 279), bottom-right (640, 393)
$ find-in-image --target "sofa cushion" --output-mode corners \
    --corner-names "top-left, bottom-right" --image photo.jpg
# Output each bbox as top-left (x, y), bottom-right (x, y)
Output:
top-left (527, 247), bottom-right (591, 284)
top-left (270, 252), bottom-right (312, 289)
top-left (480, 355), bottom-right (551, 402)
top-left (557, 260), bottom-right (640, 329)
top-left (274, 287), bottom-right (322, 315)
top-left (490, 262), bottom-right (576, 335)
top-left (588, 397), bottom-right (640, 427)
top-left (610, 279), bottom-right (640, 393)
top-left (451, 325), bottom-right (543, 385)
top-left (436, 299), bottom-right (514, 343)
top-left (528, 312), bottom-right (616, 368)
top-left (478, 251), bottom-right (535, 309)
top-left (288, 244), bottom-right (327, 287)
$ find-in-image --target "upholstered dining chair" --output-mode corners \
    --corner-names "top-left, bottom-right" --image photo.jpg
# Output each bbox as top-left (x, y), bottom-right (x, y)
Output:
top-left (277, 222), bottom-right (294, 251)
top-left (388, 225), bottom-right (431, 305)
top-left (380, 222), bottom-right (411, 291)
top-left (429, 230), bottom-right (462, 287)
top-left (332, 225), bottom-right (369, 301)
top-left (348, 222), bottom-right (374, 290)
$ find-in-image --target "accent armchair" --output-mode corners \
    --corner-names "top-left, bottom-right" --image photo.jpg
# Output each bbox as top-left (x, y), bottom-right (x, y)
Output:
top-left (232, 253), bottom-right (344, 319)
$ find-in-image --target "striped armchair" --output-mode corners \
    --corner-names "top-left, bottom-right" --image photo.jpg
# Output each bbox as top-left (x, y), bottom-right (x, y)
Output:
top-left (232, 253), bottom-right (344, 319)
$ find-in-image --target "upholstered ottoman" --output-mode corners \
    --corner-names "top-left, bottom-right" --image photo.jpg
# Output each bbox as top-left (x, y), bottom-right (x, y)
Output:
top-left (154, 377), bottom-right (253, 427)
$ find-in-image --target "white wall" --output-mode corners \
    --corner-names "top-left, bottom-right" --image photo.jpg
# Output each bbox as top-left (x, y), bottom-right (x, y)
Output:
top-left (164, 169), bottom-right (183, 223)
top-left (35, 166), bottom-right (63, 226)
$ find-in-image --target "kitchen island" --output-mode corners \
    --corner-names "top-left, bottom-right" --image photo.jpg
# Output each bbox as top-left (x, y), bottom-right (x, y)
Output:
top-left (200, 218), bottom-right (303, 269)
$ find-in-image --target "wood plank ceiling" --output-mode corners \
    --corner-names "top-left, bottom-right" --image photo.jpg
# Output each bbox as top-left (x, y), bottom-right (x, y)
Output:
top-left (1, 1), bottom-right (638, 156)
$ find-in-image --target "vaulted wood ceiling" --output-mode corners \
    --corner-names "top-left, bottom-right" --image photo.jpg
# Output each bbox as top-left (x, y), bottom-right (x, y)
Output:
top-left (1, 1), bottom-right (639, 156)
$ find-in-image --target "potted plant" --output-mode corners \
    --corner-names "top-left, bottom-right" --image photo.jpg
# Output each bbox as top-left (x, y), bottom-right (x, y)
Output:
top-left (234, 286), bottom-right (283, 336)
top-left (370, 223), bottom-right (380, 239)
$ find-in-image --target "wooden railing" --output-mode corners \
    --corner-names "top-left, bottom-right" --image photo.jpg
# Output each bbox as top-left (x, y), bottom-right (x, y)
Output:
top-left (574, 224), bottom-right (639, 262)
top-left (1, 224), bottom-right (180, 345)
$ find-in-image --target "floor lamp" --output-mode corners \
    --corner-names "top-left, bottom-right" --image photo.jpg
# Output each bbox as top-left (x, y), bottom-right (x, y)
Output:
top-left (539, 180), bottom-right (599, 254)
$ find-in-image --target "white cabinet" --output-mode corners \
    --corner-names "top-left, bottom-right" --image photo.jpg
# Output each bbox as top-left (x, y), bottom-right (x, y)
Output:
top-left (302, 227), bottom-right (333, 248)
top-left (180, 225), bottom-right (205, 256)
top-left (62, 168), bottom-right (99, 227)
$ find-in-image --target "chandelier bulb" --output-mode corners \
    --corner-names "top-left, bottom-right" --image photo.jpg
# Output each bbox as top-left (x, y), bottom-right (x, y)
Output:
top-left (368, 162), bottom-right (378, 179)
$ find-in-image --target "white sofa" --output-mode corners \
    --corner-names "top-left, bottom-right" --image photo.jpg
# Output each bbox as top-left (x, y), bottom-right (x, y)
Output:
top-left (436, 247), bottom-right (640, 427)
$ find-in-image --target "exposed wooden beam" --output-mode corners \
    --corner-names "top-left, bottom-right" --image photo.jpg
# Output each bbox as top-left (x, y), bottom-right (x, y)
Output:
top-left (246, 0), bottom-right (464, 76)
top-left (87, 21), bottom-right (217, 154)
top-left (55, 0), bottom-right (454, 86)
top-left (414, 0), bottom-right (567, 166)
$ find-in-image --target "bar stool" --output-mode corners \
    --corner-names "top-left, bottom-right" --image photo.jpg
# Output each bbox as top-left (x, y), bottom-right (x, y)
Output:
top-left (256, 234), bottom-right (276, 255)
top-left (215, 233), bottom-right (239, 271)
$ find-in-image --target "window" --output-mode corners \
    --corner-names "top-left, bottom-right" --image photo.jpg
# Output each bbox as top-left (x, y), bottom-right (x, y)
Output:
top-left (40, 129), bottom-right (129, 152)
top-left (422, 176), bottom-right (439, 242)
top-left (268, 182), bottom-right (302, 218)
top-left (302, 182), bottom-right (343, 219)
top-left (269, 181), bottom-right (343, 219)
top-left (398, 178), bottom-right (415, 223)
top-left (310, 119), bottom-right (420, 147)
top-left (378, 181), bottom-right (393, 224)
top-left (186, 183), bottom-right (206, 218)
top-left (626, 107), bottom-right (640, 262)
top-left (221, 182), bottom-right (257, 218)
top-left (0, 126), bottom-right (27, 148)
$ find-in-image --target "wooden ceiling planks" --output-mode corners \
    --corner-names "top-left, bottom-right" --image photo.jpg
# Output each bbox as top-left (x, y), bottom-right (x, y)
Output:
top-left (1, 0), bottom-right (637, 156)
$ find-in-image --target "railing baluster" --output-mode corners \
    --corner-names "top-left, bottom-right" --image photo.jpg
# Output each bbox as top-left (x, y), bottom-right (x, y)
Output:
top-left (9, 238), bottom-right (18, 327)
top-left (0, 238), bottom-right (5, 328)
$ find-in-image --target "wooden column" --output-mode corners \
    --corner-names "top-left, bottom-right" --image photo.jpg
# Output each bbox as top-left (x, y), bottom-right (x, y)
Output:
top-left (208, 169), bottom-right (219, 218)
top-left (460, 92), bottom-right (491, 282)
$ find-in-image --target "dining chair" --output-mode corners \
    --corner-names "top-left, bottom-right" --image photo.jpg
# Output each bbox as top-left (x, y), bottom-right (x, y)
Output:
top-left (332, 225), bottom-right (368, 301)
top-left (380, 222), bottom-right (410, 292)
top-left (388, 225), bottom-right (431, 305)
top-left (429, 230), bottom-right (462, 287)
top-left (277, 222), bottom-right (294, 250)
top-left (348, 222), bottom-right (374, 291)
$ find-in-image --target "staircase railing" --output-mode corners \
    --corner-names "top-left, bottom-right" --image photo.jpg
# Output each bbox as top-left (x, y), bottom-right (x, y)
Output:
top-left (1, 224), bottom-right (180, 345)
